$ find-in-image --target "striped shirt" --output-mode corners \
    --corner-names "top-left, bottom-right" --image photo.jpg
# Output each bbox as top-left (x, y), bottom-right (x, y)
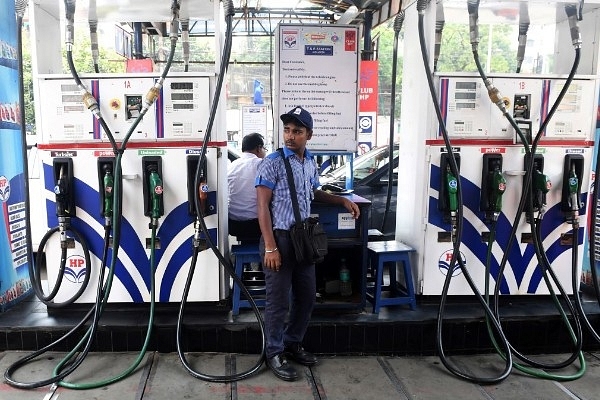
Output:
top-left (255, 147), bottom-right (320, 230)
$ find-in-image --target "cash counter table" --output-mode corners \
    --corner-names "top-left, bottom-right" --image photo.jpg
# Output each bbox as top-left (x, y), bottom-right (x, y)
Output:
top-left (311, 194), bottom-right (371, 310)
top-left (230, 194), bottom-right (371, 314)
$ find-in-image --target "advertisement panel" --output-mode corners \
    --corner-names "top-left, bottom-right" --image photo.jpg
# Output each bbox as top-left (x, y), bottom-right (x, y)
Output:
top-left (275, 24), bottom-right (359, 152)
top-left (0, 1), bottom-right (32, 310)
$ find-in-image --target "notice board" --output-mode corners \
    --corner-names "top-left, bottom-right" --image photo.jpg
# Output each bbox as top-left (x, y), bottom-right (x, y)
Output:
top-left (275, 24), bottom-right (359, 152)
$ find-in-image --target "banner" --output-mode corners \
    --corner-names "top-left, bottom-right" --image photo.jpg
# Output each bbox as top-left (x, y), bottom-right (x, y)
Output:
top-left (0, 2), bottom-right (32, 310)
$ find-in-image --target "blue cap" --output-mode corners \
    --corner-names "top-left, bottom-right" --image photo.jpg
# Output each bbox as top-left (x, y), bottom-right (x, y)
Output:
top-left (280, 106), bottom-right (313, 130)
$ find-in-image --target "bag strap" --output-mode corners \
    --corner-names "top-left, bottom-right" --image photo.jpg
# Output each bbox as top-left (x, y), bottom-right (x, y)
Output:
top-left (278, 148), bottom-right (302, 225)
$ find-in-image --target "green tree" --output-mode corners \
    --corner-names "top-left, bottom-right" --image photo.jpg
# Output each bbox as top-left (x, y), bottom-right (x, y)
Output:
top-left (21, 25), bottom-right (126, 131)
top-left (372, 25), bottom-right (403, 119)
top-left (21, 26), bottom-right (34, 134)
top-left (372, 21), bottom-right (518, 119)
top-left (437, 23), bottom-right (517, 73)
top-left (62, 28), bottom-right (126, 74)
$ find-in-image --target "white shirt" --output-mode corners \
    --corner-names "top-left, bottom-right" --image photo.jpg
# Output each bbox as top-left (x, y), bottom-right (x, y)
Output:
top-left (228, 152), bottom-right (263, 221)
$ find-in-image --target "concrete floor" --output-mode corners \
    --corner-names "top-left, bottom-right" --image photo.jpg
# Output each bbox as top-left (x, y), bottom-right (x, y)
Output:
top-left (0, 351), bottom-right (598, 399)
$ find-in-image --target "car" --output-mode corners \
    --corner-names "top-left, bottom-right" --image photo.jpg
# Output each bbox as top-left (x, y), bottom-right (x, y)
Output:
top-left (227, 146), bottom-right (242, 162)
top-left (319, 145), bottom-right (399, 237)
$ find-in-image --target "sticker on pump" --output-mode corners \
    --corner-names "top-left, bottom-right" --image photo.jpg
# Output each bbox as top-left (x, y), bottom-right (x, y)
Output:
top-left (65, 254), bottom-right (87, 284)
top-left (438, 250), bottom-right (465, 277)
top-left (201, 184), bottom-right (209, 192)
top-left (0, 176), bottom-right (10, 202)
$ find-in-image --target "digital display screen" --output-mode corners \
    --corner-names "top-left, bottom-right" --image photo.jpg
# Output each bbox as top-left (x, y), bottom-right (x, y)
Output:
top-left (171, 93), bottom-right (194, 101)
top-left (62, 95), bottom-right (81, 103)
top-left (454, 92), bottom-right (476, 100)
top-left (173, 103), bottom-right (194, 110)
top-left (61, 84), bottom-right (80, 92)
top-left (455, 82), bottom-right (477, 90)
top-left (456, 103), bottom-right (475, 110)
top-left (171, 82), bottom-right (194, 90)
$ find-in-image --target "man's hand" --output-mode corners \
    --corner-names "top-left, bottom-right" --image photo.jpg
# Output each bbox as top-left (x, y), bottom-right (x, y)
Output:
top-left (343, 198), bottom-right (360, 219)
top-left (263, 249), bottom-right (282, 271)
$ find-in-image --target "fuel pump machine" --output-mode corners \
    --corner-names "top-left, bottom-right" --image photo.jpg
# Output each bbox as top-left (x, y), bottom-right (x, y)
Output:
top-left (422, 73), bottom-right (595, 295)
top-left (34, 73), bottom-right (226, 303)
top-left (397, 2), bottom-right (600, 296)
top-left (28, 0), bottom-right (230, 305)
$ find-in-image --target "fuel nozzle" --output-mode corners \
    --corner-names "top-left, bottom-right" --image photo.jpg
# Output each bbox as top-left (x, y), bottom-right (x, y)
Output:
top-left (102, 165), bottom-right (114, 225)
top-left (533, 168), bottom-right (551, 218)
top-left (54, 165), bottom-right (72, 247)
top-left (54, 166), bottom-right (70, 219)
top-left (490, 168), bottom-right (506, 221)
top-left (567, 164), bottom-right (580, 224)
top-left (446, 166), bottom-right (459, 241)
top-left (147, 165), bottom-right (164, 228)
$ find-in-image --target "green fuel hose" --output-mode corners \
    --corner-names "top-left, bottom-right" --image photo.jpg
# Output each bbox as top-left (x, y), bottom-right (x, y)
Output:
top-left (5, 0), bottom-right (180, 389)
top-left (483, 223), bottom-right (585, 381)
top-left (54, 222), bottom-right (157, 389)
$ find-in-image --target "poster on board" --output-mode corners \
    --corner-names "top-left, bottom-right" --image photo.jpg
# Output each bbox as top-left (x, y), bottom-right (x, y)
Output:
top-left (0, 1), bottom-right (33, 311)
top-left (275, 24), bottom-right (359, 152)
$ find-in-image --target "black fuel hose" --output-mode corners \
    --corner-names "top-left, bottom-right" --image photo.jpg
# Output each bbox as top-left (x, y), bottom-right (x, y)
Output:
top-left (6, 0), bottom-right (181, 388)
top-left (31, 226), bottom-right (91, 307)
top-left (176, 0), bottom-right (266, 382)
top-left (15, 0), bottom-right (36, 301)
top-left (470, 13), bottom-right (585, 376)
top-left (417, 4), bottom-right (513, 384)
top-left (381, 11), bottom-right (404, 235)
top-left (5, 224), bottom-right (112, 388)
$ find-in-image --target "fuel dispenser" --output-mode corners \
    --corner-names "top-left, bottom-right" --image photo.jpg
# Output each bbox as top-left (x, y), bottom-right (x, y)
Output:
top-left (416, 72), bottom-right (596, 296)
top-left (396, 2), bottom-right (599, 295)
top-left (5, 0), bottom-right (266, 389)
top-left (28, 0), bottom-right (227, 306)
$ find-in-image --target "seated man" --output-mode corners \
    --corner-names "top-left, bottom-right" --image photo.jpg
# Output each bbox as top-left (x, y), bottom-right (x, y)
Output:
top-left (228, 132), bottom-right (267, 242)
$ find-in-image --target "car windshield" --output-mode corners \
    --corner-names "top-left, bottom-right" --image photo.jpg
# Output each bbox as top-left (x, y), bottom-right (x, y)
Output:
top-left (322, 145), bottom-right (398, 185)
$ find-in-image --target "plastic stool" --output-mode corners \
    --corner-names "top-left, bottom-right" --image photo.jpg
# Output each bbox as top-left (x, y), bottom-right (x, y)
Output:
top-left (366, 241), bottom-right (416, 313)
top-left (231, 243), bottom-right (265, 315)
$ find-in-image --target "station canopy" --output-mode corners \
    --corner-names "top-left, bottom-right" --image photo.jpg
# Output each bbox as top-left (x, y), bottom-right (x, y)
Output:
top-left (62, 0), bottom-right (403, 37)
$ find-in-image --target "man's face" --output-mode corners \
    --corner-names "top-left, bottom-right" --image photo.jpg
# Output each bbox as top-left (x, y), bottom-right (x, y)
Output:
top-left (283, 122), bottom-right (312, 152)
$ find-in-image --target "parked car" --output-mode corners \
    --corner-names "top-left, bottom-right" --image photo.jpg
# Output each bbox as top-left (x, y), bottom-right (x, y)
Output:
top-left (319, 145), bottom-right (399, 237)
top-left (227, 146), bottom-right (242, 162)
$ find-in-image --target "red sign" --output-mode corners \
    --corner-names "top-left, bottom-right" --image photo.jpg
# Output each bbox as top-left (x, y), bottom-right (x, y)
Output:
top-left (359, 60), bottom-right (378, 113)
top-left (480, 147), bottom-right (506, 153)
top-left (345, 30), bottom-right (356, 51)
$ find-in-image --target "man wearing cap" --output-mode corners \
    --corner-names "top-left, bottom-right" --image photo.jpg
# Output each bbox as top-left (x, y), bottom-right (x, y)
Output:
top-left (228, 132), bottom-right (267, 242)
top-left (255, 106), bottom-right (360, 381)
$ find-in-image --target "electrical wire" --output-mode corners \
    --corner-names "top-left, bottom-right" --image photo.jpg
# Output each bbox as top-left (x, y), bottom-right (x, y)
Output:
top-left (416, 1), bottom-right (513, 384)
top-left (176, 0), bottom-right (266, 382)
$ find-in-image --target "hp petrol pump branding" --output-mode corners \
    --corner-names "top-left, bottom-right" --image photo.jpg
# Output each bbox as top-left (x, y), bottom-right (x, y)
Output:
top-left (438, 250), bottom-right (466, 277)
top-left (65, 254), bottom-right (87, 284)
top-left (0, 175), bottom-right (10, 201)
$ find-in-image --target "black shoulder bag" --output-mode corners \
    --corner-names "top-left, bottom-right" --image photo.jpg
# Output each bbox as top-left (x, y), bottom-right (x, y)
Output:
top-left (279, 149), bottom-right (328, 264)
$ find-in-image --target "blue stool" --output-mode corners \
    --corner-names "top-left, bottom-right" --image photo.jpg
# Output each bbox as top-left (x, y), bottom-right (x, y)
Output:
top-left (366, 241), bottom-right (416, 313)
top-left (231, 243), bottom-right (265, 315)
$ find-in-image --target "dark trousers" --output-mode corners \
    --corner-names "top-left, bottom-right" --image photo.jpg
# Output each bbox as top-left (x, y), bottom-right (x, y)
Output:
top-left (261, 230), bottom-right (316, 359)
top-left (228, 218), bottom-right (261, 243)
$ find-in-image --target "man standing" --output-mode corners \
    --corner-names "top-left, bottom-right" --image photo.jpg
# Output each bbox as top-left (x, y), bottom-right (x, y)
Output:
top-left (228, 132), bottom-right (267, 241)
top-left (256, 106), bottom-right (360, 381)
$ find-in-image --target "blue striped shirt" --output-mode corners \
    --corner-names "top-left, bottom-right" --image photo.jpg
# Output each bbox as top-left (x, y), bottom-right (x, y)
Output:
top-left (255, 147), bottom-right (320, 230)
